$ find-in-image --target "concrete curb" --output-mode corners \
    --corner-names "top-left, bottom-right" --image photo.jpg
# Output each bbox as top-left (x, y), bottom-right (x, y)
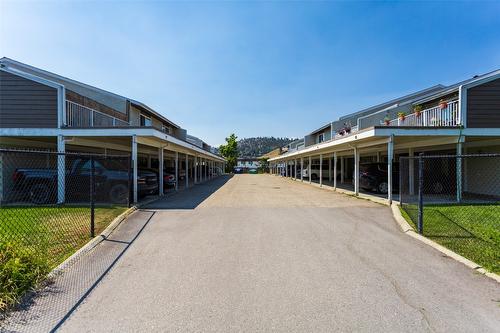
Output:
top-left (273, 174), bottom-right (500, 283)
top-left (48, 195), bottom-right (162, 278)
top-left (390, 202), bottom-right (500, 284)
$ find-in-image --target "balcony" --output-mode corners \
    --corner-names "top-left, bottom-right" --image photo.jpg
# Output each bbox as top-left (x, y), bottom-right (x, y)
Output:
top-left (334, 125), bottom-right (359, 139)
top-left (387, 100), bottom-right (460, 127)
top-left (66, 101), bottom-right (129, 127)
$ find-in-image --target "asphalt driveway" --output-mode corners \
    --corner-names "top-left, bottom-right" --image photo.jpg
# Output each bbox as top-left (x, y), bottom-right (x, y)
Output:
top-left (59, 174), bottom-right (500, 332)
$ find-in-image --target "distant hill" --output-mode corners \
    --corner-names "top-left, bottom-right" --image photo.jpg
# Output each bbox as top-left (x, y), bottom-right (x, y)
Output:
top-left (238, 137), bottom-right (295, 158)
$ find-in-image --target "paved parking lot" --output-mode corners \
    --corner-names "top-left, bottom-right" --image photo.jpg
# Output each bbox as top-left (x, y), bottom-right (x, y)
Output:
top-left (60, 174), bottom-right (500, 332)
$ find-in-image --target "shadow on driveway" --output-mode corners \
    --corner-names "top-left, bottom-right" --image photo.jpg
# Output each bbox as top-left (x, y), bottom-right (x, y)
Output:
top-left (143, 175), bottom-right (233, 210)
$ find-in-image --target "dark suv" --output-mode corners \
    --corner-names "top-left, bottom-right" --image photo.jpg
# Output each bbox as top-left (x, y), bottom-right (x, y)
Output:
top-left (12, 159), bottom-right (158, 204)
top-left (357, 163), bottom-right (398, 194)
top-left (356, 162), bottom-right (447, 195)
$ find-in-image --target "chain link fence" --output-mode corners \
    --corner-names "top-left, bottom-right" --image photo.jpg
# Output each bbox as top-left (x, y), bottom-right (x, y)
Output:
top-left (399, 153), bottom-right (500, 273)
top-left (0, 149), bottom-right (132, 312)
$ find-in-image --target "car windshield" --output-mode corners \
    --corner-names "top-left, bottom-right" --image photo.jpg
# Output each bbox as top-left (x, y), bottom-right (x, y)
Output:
top-left (360, 165), bottom-right (379, 173)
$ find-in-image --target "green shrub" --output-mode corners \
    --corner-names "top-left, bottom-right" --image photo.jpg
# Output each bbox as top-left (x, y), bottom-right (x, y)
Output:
top-left (0, 242), bottom-right (50, 312)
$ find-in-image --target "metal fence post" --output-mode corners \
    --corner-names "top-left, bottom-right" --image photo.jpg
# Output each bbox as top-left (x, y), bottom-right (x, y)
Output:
top-left (417, 153), bottom-right (424, 234)
top-left (90, 156), bottom-right (95, 238)
top-left (399, 157), bottom-right (403, 206)
top-left (127, 156), bottom-right (132, 208)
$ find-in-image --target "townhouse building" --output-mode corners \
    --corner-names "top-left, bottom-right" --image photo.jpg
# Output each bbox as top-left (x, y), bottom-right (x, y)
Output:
top-left (0, 57), bottom-right (225, 203)
top-left (270, 69), bottom-right (500, 203)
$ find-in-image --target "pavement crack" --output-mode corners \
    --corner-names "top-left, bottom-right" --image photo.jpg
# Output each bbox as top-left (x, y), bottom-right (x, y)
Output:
top-left (345, 223), bottom-right (435, 333)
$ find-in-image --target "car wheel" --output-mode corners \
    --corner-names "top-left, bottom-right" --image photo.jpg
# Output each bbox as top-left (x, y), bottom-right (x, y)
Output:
top-left (433, 182), bottom-right (444, 194)
top-left (378, 182), bottom-right (389, 194)
top-left (109, 183), bottom-right (128, 204)
top-left (30, 183), bottom-right (51, 204)
top-left (311, 174), bottom-right (318, 180)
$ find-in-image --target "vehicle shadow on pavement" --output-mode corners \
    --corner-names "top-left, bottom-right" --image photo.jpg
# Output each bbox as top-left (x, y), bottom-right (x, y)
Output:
top-left (1, 210), bottom-right (157, 333)
top-left (143, 175), bottom-right (233, 210)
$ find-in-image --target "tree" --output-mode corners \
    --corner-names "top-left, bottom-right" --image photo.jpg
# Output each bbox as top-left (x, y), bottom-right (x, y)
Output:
top-left (258, 157), bottom-right (269, 174)
top-left (219, 133), bottom-right (238, 172)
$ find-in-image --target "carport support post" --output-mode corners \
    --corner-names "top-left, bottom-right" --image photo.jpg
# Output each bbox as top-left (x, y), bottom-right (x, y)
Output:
top-left (202, 158), bottom-right (205, 181)
top-left (319, 154), bottom-right (323, 187)
top-left (200, 158), bottom-right (203, 181)
top-left (194, 156), bottom-right (198, 184)
top-left (409, 148), bottom-right (415, 196)
top-left (328, 157), bottom-right (332, 183)
top-left (300, 158), bottom-right (304, 182)
top-left (333, 152), bottom-right (337, 190)
top-left (285, 160), bottom-right (288, 177)
top-left (159, 147), bottom-right (164, 196)
top-left (340, 157), bottom-right (344, 184)
top-left (456, 140), bottom-right (463, 203)
top-left (387, 135), bottom-right (394, 204)
top-left (174, 151), bottom-right (179, 191)
top-left (132, 135), bottom-right (138, 203)
top-left (354, 147), bottom-right (359, 196)
top-left (90, 156), bottom-right (95, 237)
top-left (185, 154), bottom-right (189, 188)
top-left (308, 156), bottom-right (312, 184)
top-left (294, 159), bottom-right (297, 180)
top-left (57, 135), bottom-right (65, 204)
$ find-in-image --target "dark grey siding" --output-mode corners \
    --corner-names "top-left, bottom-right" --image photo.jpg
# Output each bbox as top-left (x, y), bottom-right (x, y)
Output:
top-left (467, 78), bottom-right (500, 128)
top-left (0, 70), bottom-right (58, 128)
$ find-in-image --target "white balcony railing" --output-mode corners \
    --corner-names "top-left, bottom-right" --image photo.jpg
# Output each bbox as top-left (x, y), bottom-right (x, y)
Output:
top-left (66, 101), bottom-right (129, 127)
top-left (388, 100), bottom-right (460, 127)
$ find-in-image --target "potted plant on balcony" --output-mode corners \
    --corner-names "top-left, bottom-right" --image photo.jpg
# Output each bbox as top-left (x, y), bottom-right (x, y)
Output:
top-left (414, 105), bottom-right (422, 117)
top-left (383, 115), bottom-right (391, 125)
top-left (439, 99), bottom-right (448, 109)
top-left (344, 123), bottom-right (351, 134)
top-left (397, 112), bottom-right (406, 122)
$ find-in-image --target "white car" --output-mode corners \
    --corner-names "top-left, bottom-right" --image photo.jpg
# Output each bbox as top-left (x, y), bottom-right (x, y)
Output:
top-left (301, 166), bottom-right (331, 180)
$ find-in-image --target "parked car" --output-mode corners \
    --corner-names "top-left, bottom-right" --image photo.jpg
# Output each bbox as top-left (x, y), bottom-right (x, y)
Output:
top-left (12, 158), bottom-right (158, 204)
top-left (301, 166), bottom-right (336, 180)
top-left (151, 168), bottom-right (176, 189)
top-left (357, 163), bottom-right (398, 194)
top-left (234, 167), bottom-right (243, 174)
top-left (356, 162), bottom-right (446, 194)
top-left (248, 168), bottom-right (258, 174)
top-left (164, 167), bottom-right (185, 181)
top-left (163, 172), bottom-right (176, 188)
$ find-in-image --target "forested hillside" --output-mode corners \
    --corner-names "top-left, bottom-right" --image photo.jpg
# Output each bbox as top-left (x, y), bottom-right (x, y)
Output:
top-left (237, 137), bottom-right (295, 158)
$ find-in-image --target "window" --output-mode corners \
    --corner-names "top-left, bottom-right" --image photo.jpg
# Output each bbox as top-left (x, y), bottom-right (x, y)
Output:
top-left (318, 133), bottom-right (324, 143)
top-left (162, 125), bottom-right (172, 134)
top-left (140, 114), bottom-right (152, 127)
top-left (79, 160), bottom-right (104, 174)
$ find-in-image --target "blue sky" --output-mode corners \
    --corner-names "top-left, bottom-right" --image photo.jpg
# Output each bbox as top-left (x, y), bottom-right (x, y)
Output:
top-left (1, 1), bottom-right (499, 146)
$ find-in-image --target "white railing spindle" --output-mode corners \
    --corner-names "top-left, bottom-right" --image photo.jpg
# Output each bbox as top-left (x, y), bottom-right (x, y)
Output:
top-left (386, 100), bottom-right (459, 128)
top-left (65, 101), bottom-right (129, 127)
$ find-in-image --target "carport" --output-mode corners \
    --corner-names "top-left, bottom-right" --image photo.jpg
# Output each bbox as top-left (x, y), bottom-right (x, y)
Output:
top-left (269, 127), bottom-right (499, 204)
top-left (0, 128), bottom-right (225, 204)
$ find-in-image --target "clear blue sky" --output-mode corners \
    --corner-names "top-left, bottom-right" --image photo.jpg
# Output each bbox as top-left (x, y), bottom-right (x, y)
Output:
top-left (1, 1), bottom-right (499, 146)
